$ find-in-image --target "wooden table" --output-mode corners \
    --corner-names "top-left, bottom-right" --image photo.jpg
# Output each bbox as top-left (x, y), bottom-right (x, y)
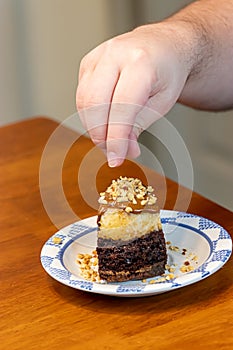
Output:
top-left (1, 117), bottom-right (232, 350)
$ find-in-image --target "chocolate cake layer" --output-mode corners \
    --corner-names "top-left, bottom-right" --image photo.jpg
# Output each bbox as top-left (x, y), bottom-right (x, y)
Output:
top-left (97, 230), bottom-right (167, 282)
top-left (97, 262), bottom-right (165, 282)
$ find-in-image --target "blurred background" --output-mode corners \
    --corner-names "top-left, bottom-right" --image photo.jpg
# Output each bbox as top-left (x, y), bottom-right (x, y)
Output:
top-left (0, 0), bottom-right (232, 211)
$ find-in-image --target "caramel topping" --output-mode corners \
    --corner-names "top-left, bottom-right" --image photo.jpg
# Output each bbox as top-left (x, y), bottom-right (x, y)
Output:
top-left (98, 176), bottom-right (157, 212)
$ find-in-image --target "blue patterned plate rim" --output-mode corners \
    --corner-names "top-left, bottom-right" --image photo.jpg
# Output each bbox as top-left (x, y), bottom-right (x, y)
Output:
top-left (40, 210), bottom-right (232, 297)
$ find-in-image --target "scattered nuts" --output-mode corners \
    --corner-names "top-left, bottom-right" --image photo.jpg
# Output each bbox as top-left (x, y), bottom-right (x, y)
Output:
top-left (76, 251), bottom-right (101, 282)
top-left (52, 237), bottom-right (62, 244)
top-left (180, 265), bottom-right (194, 273)
top-left (168, 245), bottom-right (180, 252)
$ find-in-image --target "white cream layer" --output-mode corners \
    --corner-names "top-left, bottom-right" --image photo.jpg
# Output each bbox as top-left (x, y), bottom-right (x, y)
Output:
top-left (98, 208), bottom-right (162, 241)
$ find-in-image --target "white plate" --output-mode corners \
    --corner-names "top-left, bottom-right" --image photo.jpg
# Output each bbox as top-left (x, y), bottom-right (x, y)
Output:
top-left (40, 210), bottom-right (232, 297)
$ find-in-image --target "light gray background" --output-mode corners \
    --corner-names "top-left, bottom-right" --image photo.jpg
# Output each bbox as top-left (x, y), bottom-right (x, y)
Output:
top-left (1, 0), bottom-right (232, 211)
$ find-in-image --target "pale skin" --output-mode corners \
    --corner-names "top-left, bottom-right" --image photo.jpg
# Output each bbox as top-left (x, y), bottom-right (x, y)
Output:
top-left (76, 0), bottom-right (233, 167)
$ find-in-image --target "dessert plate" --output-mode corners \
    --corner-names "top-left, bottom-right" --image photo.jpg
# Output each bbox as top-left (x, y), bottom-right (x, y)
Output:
top-left (40, 210), bottom-right (232, 297)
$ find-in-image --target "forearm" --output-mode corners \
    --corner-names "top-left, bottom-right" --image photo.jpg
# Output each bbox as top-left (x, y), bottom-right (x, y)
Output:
top-left (167, 0), bottom-right (233, 110)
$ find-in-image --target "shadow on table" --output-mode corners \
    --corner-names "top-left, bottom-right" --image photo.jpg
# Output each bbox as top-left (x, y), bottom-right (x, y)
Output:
top-left (49, 264), bottom-right (232, 317)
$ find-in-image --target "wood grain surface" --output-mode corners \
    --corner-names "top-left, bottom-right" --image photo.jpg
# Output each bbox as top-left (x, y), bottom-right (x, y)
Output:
top-left (0, 117), bottom-right (232, 350)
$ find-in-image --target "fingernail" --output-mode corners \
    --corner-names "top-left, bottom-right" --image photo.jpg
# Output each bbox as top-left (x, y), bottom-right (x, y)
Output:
top-left (107, 152), bottom-right (119, 168)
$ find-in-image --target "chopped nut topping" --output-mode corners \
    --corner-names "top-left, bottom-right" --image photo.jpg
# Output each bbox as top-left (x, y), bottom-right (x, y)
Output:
top-left (140, 199), bottom-right (148, 206)
top-left (125, 206), bottom-right (133, 213)
top-left (147, 186), bottom-right (154, 193)
top-left (127, 193), bottom-right (134, 201)
top-left (148, 196), bottom-right (157, 205)
top-left (98, 197), bottom-right (108, 204)
top-left (136, 194), bottom-right (144, 200)
top-left (98, 176), bottom-right (158, 211)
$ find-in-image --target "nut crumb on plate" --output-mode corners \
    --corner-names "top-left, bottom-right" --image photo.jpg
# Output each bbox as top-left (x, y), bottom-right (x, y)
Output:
top-left (52, 237), bottom-right (62, 244)
top-left (76, 242), bottom-right (198, 284)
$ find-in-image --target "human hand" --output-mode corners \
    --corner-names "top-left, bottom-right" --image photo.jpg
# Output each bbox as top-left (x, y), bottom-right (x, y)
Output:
top-left (76, 23), bottom-right (193, 167)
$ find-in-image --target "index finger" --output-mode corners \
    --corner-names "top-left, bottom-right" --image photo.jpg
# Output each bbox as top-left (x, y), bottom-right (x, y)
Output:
top-left (76, 60), bottom-right (120, 149)
top-left (106, 65), bottom-right (153, 167)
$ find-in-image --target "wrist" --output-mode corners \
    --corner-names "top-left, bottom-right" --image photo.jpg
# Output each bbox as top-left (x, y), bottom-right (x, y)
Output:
top-left (133, 22), bottom-right (201, 79)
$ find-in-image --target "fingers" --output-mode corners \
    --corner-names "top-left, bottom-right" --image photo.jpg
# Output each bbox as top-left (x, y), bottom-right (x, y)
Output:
top-left (76, 60), bottom-right (119, 150)
top-left (76, 32), bottom-right (183, 168)
top-left (106, 103), bottom-right (142, 167)
top-left (77, 57), bottom-right (153, 166)
top-left (106, 65), bottom-right (153, 166)
top-left (124, 88), bottom-right (180, 159)
top-left (127, 130), bottom-right (141, 159)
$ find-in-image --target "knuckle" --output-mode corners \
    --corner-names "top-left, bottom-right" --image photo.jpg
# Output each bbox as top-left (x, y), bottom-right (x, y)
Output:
top-left (89, 132), bottom-right (105, 146)
top-left (76, 90), bottom-right (101, 110)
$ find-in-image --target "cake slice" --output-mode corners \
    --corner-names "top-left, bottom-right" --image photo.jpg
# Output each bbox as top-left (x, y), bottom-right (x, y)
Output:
top-left (96, 177), bottom-right (167, 282)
